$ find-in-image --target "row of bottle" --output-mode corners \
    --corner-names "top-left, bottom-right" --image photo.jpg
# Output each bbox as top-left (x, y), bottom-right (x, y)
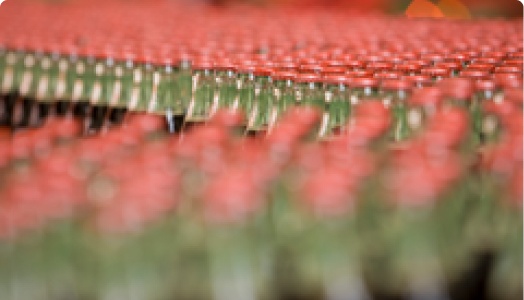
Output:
top-left (1, 49), bottom-right (520, 141)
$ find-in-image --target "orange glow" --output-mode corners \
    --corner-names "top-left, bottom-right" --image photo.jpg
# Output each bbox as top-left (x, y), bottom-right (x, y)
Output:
top-left (405, 0), bottom-right (445, 18)
top-left (437, 0), bottom-right (472, 19)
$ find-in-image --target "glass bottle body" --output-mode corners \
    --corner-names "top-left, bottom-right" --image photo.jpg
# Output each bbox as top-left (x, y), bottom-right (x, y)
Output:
top-left (323, 83), bottom-right (350, 136)
top-left (383, 88), bottom-right (410, 141)
top-left (248, 75), bottom-right (273, 131)
top-left (188, 68), bottom-right (214, 122)
top-left (273, 79), bottom-right (295, 120)
top-left (215, 69), bottom-right (238, 111)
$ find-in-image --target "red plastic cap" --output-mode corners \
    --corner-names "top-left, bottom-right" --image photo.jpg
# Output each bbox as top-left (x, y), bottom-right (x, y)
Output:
top-left (474, 79), bottom-right (497, 91)
top-left (272, 71), bottom-right (297, 81)
top-left (395, 63), bottom-right (421, 73)
top-left (421, 67), bottom-right (451, 77)
top-left (320, 66), bottom-right (346, 75)
top-left (192, 59), bottom-right (214, 70)
top-left (381, 79), bottom-right (413, 91)
top-left (408, 87), bottom-right (443, 107)
top-left (435, 61), bottom-right (462, 71)
top-left (295, 73), bottom-right (322, 83)
top-left (347, 77), bottom-right (378, 88)
top-left (374, 72), bottom-right (402, 80)
top-left (214, 59), bottom-right (236, 71)
top-left (403, 75), bottom-right (432, 87)
top-left (346, 70), bottom-right (373, 78)
top-left (253, 67), bottom-right (272, 77)
top-left (366, 61), bottom-right (393, 72)
top-left (323, 74), bottom-right (347, 85)
top-left (494, 66), bottom-right (521, 74)
top-left (299, 64), bottom-right (322, 73)
top-left (459, 69), bottom-right (490, 80)
top-left (438, 78), bottom-right (474, 100)
top-left (493, 73), bottom-right (523, 89)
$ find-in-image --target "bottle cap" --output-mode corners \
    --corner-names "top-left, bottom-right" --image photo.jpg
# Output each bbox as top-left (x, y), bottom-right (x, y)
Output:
top-left (408, 87), bottom-right (443, 106)
top-left (272, 71), bottom-right (297, 81)
top-left (347, 77), bottom-right (378, 88)
top-left (381, 79), bottom-right (413, 91)
top-left (295, 73), bottom-right (322, 83)
top-left (438, 77), bottom-right (474, 100)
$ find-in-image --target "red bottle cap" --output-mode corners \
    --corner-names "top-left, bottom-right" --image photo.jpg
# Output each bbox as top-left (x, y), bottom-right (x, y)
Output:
top-left (346, 70), bottom-right (374, 78)
top-left (366, 61), bottom-right (393, 72)
top-left (439, 77), bottom-right (474, 100)
top-left (272, 71), bottom-right (297, 81)
top-left (299, 64), bottom-right (322, 73)
top-left (435, 61), bottom-right (462, 72)
top-left (403, 75), bottom-right (433, 87)
top-left (295, 73), bottom-right (322, 83)
top-left (408, 59), bottom-right (431, 68)
top-left (473, 56), bottom-right (500, 64)
top-left (467, 63), bottom-right (494, 71)
top-left (321, 66), bottom-right (347, 75)
top-left (422, 53), bottom-right (445, 63)
top-left (395, 63), bottom-right (421, 73)
top-left (374, 71), bottom-right (402, 80)
top-left (421, 67), bottom-right (450, 77)
top-left (323, 74), bottom-right (347, 85)
top-left (274, 61), bottom-right (297, 71)
top-left (459, 69), bottom-right (490, 80)
top-left (252, 67), bottom-right (273, 77)
top-left (236, 63), bottom-right (257, 74)
top-left (347, 77), bottom-right (378, 88)
top-left (504, 88), bottom-right (523, 105)
top-left (475, 79), bottom-right (497, 91)
top-left (343, 59), bottom-right (366, 69)
top-left (446, 52), bottom-right (470, 63)
top-left (493, 73), bottom-right (523, 89)
top-left (214, 59), bottom-right (236, 71)
top-left (192, 59), bottom-right (214, 70)
top-left (408, 87), bottom-right (443, 107)
top-left (322, 60), bottom-right (345, 67)
top-left (381, 79), bottom-right (413, 91)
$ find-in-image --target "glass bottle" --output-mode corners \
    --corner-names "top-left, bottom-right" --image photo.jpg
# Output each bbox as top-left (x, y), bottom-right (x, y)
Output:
top-left (56, 51), bottom-right (80, 115)
top-left (271, 71), bottom-right (297, 124)
top-left (235, 63), bottom-right (257, 127)
top-left (214, 59), bottom-right (238, 111)
top-left (17, 51), bottom-right (42, 126)
top-left (380, 79), bottom-right (413, 141)
top-left (406, 87), bottom-right (443, 134)
top-left (53, 50), bottom-right (73, 104)
top-left (0, 49), bottom-right (23, 125)
top-left (294, 73), bottom-right (323, 109)
top-left (246, 67), bottom-right (273, 133)
top-left (176, 54), bottom-right (193, 116)
top-left (156, 56), bottom-right (181, 115)
top-left (472, 79), bottom-right (498, 142)
top-left (116, 52), bottom-right (136, 111)
top-left (134, 55), bottom-right (156, 112)
top-left (320, 75), bottom-right (351, 137)
top-left (72, 50), bottom-right (96, 118)
top-left (46, 50), bottom-right (62, 108)
top-left (186, 60), bottom-right (214, 124)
